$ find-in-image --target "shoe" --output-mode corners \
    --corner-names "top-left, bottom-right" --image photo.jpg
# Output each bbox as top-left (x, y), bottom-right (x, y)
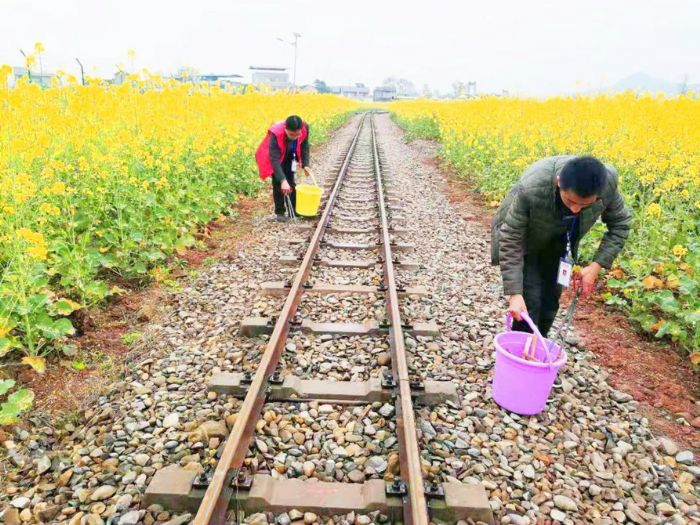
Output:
top-left (275, 215), bottom-right (288, 223)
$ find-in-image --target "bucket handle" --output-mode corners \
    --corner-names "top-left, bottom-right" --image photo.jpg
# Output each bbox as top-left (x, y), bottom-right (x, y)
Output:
top-left (505, 311), bottom-right (554, 365)
top-left (304, 167), bottom-right (319, 187)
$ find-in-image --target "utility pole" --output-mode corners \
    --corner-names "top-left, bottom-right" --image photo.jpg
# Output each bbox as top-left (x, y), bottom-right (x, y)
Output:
top-left (277, 32), bottom-right (301, 87)
top-left (19, 49), bottom-right (32, 82)
top-left (75, 58), bottom-right (85, 86)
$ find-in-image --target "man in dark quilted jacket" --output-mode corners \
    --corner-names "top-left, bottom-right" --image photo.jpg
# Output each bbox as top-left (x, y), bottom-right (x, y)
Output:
top-left (491, 155), bottom-right (632, 335)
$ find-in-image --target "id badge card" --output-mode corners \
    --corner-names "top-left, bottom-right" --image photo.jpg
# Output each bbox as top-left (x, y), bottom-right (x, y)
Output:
top-left (557, 257), bottom-right (573, 287)
top-left (291, 159), bottom-right (298, 173)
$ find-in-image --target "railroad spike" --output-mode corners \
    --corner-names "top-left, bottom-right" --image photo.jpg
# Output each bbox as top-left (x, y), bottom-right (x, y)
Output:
top-left (268, 372), bottom-right (284, 385)
top-left (386, 479), bottom-right (408, 497)
top-left (424, 482), bottom-right (445, 499)
top-left (192, 470), bottom-right (212, 490)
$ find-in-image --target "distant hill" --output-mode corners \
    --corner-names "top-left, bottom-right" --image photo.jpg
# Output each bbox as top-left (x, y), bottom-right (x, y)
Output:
top-left (601, 72), bottom-right (699, 95)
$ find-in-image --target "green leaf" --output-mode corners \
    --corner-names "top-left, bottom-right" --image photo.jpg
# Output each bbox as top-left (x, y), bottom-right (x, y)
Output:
top-left (144, 249), bottom-right (166, 262)
top-left (0, 379), bottom-right (15, 397)
top-left (22, 356), bottom-right (46, 373)
top-left (604, 294), bottom-right (628, 308)
top-left (70, 360), bottom-right (86, 371)
top-left (679, 275), bottom-right (698, 296)
top-left (53, 318), bottom-right (76, 336)
top-left (27, 294), bottom-right (50, 313)
top-left (0, 338), bottom-right (11, 357)
top-left (176, 234), bottom-right (196, 250)
top-left (60, 343), bottom-right (78, 357)
top-left (606, 278), bottom-right (625, 289)
top-left (655, 321), bottom-right (686, 341)
top-left (632, 313), bottom-right (657, 332)
top-left (655, 290), bottom-right (679, 314)
top-left (37, 317), bottom-right (76, 339)
top-left (0, 337), bottom-right (20, 358)
top-left (82, 280), bottom-right (110, 302)
top-left (120, 331), bottom-right (142, 346)
top-left (0, 388), bottom-right (34, 425)
top-left (51, 299), bottom-right (81, 316)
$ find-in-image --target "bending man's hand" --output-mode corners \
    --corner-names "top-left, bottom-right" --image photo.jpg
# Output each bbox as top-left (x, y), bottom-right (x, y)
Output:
top-left (508, 294), bottom-right (528, 321)
top-left (576, 262), bottom-right (602, 297)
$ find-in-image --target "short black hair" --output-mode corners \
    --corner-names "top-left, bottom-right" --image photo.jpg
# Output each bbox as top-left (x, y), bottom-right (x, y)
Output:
top-left (559, 156), bottom-right (607, 198)
top-left (285, 115), bottom-right (303, 131)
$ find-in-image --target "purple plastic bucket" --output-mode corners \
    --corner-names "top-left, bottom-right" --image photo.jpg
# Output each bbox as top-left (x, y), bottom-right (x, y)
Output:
top-left (492, 313), bottom-right (568, 415)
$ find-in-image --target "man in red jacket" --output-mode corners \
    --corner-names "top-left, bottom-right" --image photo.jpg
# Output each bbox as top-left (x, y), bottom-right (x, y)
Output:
top-left (255, 115), bottom-right (313, 222)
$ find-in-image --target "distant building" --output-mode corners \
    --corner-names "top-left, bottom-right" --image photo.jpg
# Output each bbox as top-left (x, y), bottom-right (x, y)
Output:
top-left (199, 73), bottom-right (244, 87)
top-left (329, 83), bottom-right (370, 99)
top-left (373, 85), bottom-right (397, 102)
top-left (172, 71), bottom-right (244, 88)
top-left (111, 71), bottom-right (127, 85)
top-left (296, 84), bottom-right (319, 93)
top-left (249, 66), bottom-right (291, 90)
top-left (9, 66), bottom-right (55, 88)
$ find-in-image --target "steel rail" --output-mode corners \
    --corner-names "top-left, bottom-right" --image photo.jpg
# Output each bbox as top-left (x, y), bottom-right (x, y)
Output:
top-left (193, 113), bottom-right (368, 524)
top-left (370, 115), bottom-right (429, 523)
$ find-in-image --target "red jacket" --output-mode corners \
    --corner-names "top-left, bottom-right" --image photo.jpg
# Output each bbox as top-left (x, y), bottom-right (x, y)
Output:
top-left (255, 120), bottom-right (308, 180)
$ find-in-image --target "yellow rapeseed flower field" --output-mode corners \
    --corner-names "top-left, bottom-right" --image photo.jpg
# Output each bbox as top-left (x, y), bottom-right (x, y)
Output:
top-left (391, 94), bottom-right (700, 359)
top-left (0, 69), bottom-right (357, 376)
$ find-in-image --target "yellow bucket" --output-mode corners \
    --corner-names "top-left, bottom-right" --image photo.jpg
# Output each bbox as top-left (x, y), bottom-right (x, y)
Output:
top-left (295, 184), bottom-right (323, 217)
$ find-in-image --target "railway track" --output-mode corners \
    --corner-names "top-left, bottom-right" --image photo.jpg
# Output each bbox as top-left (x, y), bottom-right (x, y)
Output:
top-left (144, 113), bottom-right (493, 524)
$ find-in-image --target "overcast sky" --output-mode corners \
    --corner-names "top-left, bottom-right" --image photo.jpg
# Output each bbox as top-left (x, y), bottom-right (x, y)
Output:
top-left (2, 0), bottom-right (699, 96)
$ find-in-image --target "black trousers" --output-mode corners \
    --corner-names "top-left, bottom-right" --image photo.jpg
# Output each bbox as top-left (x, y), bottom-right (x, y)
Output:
top-left (271, 166), bottom-right (296, 216)
top-left (511, 252), bottom-right (564, 337)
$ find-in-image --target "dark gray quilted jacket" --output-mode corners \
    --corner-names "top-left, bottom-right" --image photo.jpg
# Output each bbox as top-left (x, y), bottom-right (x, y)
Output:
top-left (491, 155), bottom-right (632, 296)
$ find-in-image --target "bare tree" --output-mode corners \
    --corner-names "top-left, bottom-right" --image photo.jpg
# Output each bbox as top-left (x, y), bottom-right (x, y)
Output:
top-left (382, 77), bottom-right (417, 97)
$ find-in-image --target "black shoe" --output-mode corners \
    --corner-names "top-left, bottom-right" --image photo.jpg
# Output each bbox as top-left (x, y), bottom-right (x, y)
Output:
top-left (275, 214), bottom-right (288, 223)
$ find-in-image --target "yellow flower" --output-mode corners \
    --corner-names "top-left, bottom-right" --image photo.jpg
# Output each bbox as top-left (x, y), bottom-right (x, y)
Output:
top-left (0, 319), bottom-right (12, 337)
top-left (0, 64), bottom-right (11, 86)
top-left (16, 228), bottom-right (44, 244)
top-left (39, 203), bottom-right (61, 216)
top-left (26, 244), bottom-right (48, 260)
top-left (46, 181), bottom-right (67, 195)
top-left (672, 244), bottom-right (688, 258)
top-left (646, 202), bottom-right (662, 218)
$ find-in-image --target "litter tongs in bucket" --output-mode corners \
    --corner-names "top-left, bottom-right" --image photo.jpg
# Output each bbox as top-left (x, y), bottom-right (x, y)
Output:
top-left (509, 312), bottom-right (552, 364)
top-left (508, 289), bottom-right (580, 365)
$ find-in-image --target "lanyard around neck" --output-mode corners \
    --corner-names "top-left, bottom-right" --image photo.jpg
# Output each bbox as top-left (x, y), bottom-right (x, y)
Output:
top-left (563, 215), bottom-right (578, 262)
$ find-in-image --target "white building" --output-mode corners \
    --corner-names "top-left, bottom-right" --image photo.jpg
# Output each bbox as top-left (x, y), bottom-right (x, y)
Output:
top-left (249, 66), bottom-right (291, 90)
top-left (9, 66), bottom-right (55, 88)
top-left (329, 83), bottom-right (370, 99)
